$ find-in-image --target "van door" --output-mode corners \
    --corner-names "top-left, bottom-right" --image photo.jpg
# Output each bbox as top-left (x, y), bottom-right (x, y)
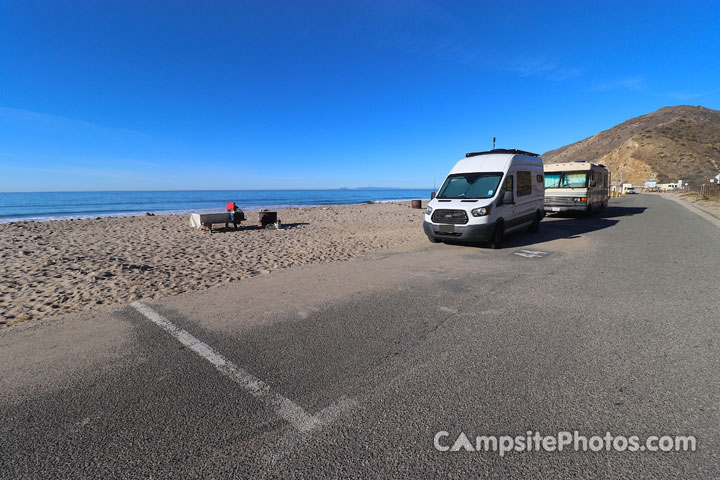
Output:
top-left (497, 173), bottom-right (515, 224)
top-left (511, 170), bottom-right (536, 229)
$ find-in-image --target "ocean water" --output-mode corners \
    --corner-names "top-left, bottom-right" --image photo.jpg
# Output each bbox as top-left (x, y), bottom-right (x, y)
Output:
top-left (0, 189), bottom-right (432, 223)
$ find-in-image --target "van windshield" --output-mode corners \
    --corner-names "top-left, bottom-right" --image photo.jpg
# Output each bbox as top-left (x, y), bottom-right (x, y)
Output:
top-left (545, 172), bottom-right (588, 188)
top-left (436, 173), bottom-right (503, 199)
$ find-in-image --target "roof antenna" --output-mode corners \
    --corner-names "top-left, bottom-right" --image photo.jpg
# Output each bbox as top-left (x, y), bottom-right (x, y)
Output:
top-left (492, 137), bottom-right (496, 150)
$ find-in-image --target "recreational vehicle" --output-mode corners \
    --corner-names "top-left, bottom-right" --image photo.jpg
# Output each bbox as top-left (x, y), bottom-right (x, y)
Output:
top-left (543, 162), bottom-right (609, 214)
top-left (423, 149), bottom-right (545, 248)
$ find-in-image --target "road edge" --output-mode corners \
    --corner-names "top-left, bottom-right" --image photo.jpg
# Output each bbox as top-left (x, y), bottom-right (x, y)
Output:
top-left (663, 193), bottom-right (720, 231)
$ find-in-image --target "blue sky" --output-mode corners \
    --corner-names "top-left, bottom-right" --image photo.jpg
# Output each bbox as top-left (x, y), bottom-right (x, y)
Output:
top-left (1, 0), bottom-right (719, 191)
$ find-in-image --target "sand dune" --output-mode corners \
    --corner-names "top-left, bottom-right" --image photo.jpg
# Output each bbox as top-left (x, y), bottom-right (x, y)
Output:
top-left (0, 203), bottom-right (428, 326)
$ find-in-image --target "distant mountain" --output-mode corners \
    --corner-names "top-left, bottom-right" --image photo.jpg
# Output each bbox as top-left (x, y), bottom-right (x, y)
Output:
top-left (543, 105), bottom-right (720, 185)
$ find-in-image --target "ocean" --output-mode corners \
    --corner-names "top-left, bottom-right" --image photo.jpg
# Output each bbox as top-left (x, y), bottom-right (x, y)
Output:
top-left (0, 189), bottom-right (432, 223)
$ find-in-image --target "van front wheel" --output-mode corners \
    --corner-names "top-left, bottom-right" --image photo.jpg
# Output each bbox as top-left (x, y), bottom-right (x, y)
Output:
top-left (489, 222), bottom-right (504, 249)
top-left (528, 213), bottom-right (541, 233)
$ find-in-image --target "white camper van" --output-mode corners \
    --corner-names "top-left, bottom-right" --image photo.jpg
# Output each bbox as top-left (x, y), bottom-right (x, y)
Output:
top-left (424, 149), bottom-right (545, 248)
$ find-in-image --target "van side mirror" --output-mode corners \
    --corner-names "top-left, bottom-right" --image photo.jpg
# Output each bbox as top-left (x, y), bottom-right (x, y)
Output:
top-left (430, 191), bottom-right (436, 200)
top-left (502, 191), bottom-right (513, 205)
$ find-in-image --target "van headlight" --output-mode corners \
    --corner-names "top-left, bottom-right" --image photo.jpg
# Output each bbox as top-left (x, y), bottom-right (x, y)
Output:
top-left (426, 206), bottom-right (433, 215)
top-left (471, 206), bottom-right (491, 217)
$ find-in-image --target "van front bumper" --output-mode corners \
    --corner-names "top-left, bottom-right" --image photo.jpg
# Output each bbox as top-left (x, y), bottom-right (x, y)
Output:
top-left (423, 221), bottom-right (494, 242)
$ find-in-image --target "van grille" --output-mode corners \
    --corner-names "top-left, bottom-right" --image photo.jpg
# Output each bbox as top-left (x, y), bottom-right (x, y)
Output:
top-left (431, 209), bottom-right (468, 224)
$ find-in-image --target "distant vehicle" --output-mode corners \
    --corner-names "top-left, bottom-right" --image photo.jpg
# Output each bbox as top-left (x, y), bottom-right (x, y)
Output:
top-left (424, 149), bottom-right (545, 248)
top-left (625, 187), bottom-right (637, 194)
top-left (543, 161), bottom-right (610, 215)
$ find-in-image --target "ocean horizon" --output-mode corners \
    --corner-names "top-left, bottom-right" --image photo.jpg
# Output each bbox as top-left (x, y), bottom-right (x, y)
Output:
top-left (0, 189), bottom-right (433, 224)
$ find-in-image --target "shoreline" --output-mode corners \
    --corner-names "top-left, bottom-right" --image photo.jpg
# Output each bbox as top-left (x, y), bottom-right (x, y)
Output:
top-left (0, 198), bottom-right (426, 225)
top-left (1, 202), bottom-right (428, 327)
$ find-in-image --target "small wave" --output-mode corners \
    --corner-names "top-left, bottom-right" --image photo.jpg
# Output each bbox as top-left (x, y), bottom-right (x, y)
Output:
top-left (0, 204), bottom-right (314, 224)
top-left (368, 198), bottom-right (418, 204)
top-left (0, 198), bottom-right (424, 224)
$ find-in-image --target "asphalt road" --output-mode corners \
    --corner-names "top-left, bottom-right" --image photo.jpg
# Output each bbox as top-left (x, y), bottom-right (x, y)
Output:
top-left (2, 194), bottom-right (719, 479)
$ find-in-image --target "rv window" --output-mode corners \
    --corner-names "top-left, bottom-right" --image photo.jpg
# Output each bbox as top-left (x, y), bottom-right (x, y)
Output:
top-left (563, 172), bottom-right (588, 187)
top-left (517, 171), bottom-right (532, 196)
top-left (436, 173), bottom-right (504, 199)
top-left (545, 173), bottom-right (562, 188)
top-left (545, 171), bottom-right (588, 188)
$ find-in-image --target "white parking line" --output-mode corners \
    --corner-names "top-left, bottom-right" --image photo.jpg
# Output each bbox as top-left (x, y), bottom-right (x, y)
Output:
top-left (513, 249), bottom-right (549, 258)
top-left (130, 301), bottom-right (354, 434)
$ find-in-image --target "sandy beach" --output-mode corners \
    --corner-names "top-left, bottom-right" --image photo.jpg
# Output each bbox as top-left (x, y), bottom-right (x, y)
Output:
top-left (0, 202), bottom-right (427, 326)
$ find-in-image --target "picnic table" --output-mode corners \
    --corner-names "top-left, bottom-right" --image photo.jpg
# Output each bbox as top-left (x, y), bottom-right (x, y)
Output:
top-left (189, 212), bottom-right (243, 232)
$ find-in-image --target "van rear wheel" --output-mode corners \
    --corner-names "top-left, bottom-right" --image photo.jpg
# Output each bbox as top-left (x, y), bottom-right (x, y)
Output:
top-left (489, 222), bottom-right (504, 249)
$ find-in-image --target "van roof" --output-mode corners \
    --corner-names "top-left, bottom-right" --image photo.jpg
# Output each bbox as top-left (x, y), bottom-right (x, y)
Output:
top-left (450, 151), bottom-right (543, 175)
top-left (465, 148), bottom-right (539, 158)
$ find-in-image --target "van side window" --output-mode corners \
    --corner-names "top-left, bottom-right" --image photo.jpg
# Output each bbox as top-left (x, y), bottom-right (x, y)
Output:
top-left (517, 171), bottom-right (532, 196)
top-left (500, 175), bottom-right (514, 204)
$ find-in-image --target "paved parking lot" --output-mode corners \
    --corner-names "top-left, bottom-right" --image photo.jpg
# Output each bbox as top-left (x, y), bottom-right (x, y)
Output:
top-left (2, 194), bottom-right (719, 478)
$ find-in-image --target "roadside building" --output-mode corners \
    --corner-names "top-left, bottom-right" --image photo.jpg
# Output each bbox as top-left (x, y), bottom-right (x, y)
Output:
top-left (643, 179), bottom-right (658, 189)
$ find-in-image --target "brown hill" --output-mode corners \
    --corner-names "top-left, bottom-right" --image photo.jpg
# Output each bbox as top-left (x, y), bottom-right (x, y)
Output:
top-left (542, 105), bottom-right (720, 185)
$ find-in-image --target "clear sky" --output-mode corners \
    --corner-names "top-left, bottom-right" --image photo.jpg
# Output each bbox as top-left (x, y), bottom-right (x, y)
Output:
top-left (1, 0), bottom-right (719, 192)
